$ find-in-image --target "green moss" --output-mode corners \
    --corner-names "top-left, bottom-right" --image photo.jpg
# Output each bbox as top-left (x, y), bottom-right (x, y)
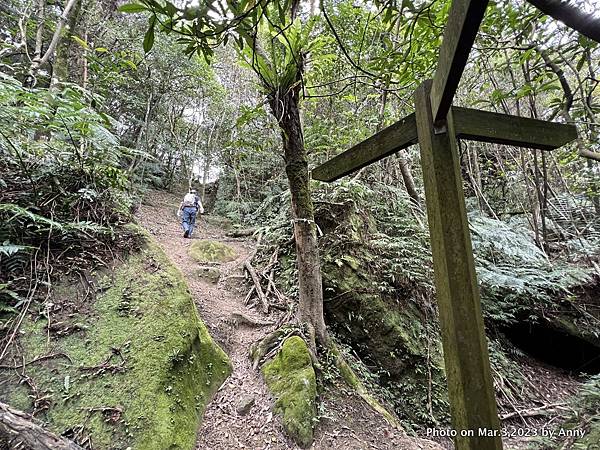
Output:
top-left (5, 383), bottom-right (31, 411)
top-left (262, 336), bottom-right (317, 448)
top-left (573, 419), bottom-right (600, 448)
top-left (5, 235), bottom-right (231, 449)
top-left (547, 375), bottom-right (600, 449)
top-left (322, 247), bottom-right (449, 426)
top-left (189, 240), bottom-right (237, 263)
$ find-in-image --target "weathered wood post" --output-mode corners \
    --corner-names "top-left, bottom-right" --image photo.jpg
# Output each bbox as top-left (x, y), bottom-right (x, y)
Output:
top-left (313, 2), bottom-right (578, 446)
top-left (414, 79), bottom-right (502, 450)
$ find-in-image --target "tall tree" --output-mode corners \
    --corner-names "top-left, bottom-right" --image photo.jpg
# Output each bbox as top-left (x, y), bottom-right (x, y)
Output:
top-left (121, 0), bottom-right (331, 348)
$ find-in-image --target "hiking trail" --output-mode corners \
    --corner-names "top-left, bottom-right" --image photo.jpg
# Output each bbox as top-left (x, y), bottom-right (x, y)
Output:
top-left (137, 190), bottom-right (442, 450)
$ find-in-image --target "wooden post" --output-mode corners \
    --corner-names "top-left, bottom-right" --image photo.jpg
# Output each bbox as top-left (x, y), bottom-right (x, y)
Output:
top-left (414, 80), bottom-right (502, 450)
top-left (429, 0), bottom-right (489, 123)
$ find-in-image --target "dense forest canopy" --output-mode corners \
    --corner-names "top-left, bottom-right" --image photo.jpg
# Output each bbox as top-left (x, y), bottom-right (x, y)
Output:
top-left (0, 0), bottom-right (599, 448)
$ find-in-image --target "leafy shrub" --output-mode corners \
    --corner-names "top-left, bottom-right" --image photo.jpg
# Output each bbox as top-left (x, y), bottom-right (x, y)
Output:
top-left (0, 74), bottom-right (143, 321)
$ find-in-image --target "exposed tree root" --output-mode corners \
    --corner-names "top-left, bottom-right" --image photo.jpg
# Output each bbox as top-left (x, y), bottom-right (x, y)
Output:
top-left (499, 402), bottom-right (569, 420)
top-left (229, 312), bottom-right (275, 328)
top-left (0, 401), bottom-right (83, 450)
top-left (249, 326), bottom-right (301, 370)
top-left (0, 352), bottom-right (72, 370)
top-left (329, 343), bottom-right (403, 431)
top-left (226, 228), bottom-right (257, 238)
top-left (78, 346), bottom-right (127, 377)
top-left (244, 260), bottom-right (269, 314)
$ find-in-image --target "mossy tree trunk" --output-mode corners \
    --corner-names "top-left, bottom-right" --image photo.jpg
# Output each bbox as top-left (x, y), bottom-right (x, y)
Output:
top-left (51, 0), bottom-right (82, 86)
top-left (268, 85), bottom-right (328, 350)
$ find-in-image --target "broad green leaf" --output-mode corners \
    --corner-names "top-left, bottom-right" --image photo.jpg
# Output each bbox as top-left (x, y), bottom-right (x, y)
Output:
top-left (71, 35), bottom-right (89, 49)
top-left (164, 1), bottom-right (177, 16)
top-left (118, 3), bottom-right (147, 13)
top-left (123, 59), bottom-right (137, 70)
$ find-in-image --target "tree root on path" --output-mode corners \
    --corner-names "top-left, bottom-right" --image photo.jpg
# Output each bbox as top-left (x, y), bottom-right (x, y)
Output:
top-left (244, 260), bottom-right (269, 314)
top-left (249, 326), bottom-right (301, 370)
top-left (228, 312), bottom-right (275, 328)
top-left (225, 228), bottom-right (257, 238)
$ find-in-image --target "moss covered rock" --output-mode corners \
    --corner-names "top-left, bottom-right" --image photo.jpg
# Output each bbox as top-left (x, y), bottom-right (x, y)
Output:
top-left (322, 257), bottom-right (449, 424)
top-left (262, 336), bottom-right (317, 448)
top-left (315, 204), bottom-right (449, 425)
top-left (2, 235), bottom-right (231, 449)
top-left (189, 240), bottom-right (237, 263)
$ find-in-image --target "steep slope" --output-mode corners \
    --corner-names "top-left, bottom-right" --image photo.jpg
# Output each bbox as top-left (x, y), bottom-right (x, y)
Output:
top-left (1, 230), bottom-right (231, 449)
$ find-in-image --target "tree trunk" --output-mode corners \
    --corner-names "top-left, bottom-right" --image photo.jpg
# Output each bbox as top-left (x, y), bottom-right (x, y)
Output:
top-left (51, 0), bottom-right (82, 87)
top-left (269, 88), bottom-right (328, 350)
top-left (27, 0), bottom-right (80, 86)
top-left (397, 150), bottom-right (421, 206)
top-left (201, 155), bottom-right (210, 202)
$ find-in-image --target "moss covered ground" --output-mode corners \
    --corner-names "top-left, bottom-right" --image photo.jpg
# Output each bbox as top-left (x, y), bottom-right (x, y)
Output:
top-left (262, 336), bottom-right (317, 448)
top-left (2, 235), bottom-right (231, 449)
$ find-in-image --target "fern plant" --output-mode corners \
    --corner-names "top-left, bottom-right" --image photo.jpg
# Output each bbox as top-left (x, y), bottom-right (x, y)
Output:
top-left (470, 212), bottom-right (592, 325)
top-left (0, 73), bottom-right (145, 320)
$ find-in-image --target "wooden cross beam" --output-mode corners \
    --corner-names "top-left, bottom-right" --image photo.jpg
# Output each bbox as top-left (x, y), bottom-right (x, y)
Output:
top-left (312, 1), bottom-right (579, 449)
top-left (312, 108), bottom-right (576, 182)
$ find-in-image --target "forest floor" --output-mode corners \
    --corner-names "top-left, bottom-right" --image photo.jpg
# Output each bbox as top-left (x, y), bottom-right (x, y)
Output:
top-left (136, 190), bottom-right (442, 450)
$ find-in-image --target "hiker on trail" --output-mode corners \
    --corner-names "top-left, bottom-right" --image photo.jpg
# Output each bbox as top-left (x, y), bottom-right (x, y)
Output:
top-left (178, 189), bottom-right (204, 238)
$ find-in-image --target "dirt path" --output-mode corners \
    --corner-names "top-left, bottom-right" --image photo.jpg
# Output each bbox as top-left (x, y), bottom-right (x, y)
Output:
top-left (137, 190), bottom-right (442, 450)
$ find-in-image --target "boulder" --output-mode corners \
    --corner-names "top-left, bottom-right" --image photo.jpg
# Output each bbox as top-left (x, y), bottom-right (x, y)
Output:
top-left (262, 336), bottom-right (317, 448)
top-left (1, 234), bottom-right (232, 449)
top-left (189, 240), bottom-right (237, 263)
top-left (236, 396), bottom-right (255, 416)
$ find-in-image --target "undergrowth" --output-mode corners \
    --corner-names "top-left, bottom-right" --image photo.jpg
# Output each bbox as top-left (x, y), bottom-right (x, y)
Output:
top-left (245, 178), bottom-right (599, 430)
top-left (0, 73), bottom-right (145, 357)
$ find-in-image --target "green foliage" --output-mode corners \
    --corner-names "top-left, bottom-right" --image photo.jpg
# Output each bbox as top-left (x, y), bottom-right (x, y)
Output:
top-left (531, 375), bottom-right (600, 449)
top-left (237, 17), bottom-right (330, 94)
top-left (251, 179), bottom-right (598, 430)
top-left (0, 73), bottom-right (142, 317)
top-left (470, 213), bottom-right (592, 324)
top-left (316, 180), bottom-right (433, 296)
top-left (250, 181), bottom-right (449, 426)
top-left (118, 3), bottom-right (148, 14)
